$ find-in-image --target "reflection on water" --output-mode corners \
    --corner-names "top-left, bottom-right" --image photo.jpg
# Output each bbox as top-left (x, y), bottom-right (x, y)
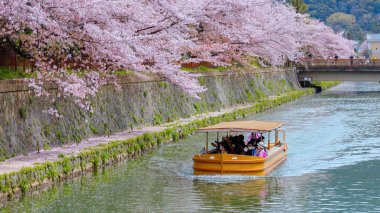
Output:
top-left (194, 178), bottom-right (269, 211)
top-left (3, 82), bottom-right (380, 212)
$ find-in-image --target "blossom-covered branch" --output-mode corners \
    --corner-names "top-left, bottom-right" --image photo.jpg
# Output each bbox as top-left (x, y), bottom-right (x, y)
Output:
top-left (0, 0), bottom-right (354, 114)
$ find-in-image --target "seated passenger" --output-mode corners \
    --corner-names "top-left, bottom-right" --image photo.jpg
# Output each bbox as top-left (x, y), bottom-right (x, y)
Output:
top-left (238, 134), bottom-right (245, 146)
top-left (232, 136), bottom-right (244, 155)
top-left (238, 135), bottom-right (250, 155)
top-left (211, 141), bottom-right (221, 153)
top-left (244, 144), bottom-right (257, 156)
top-left (234, 144), bottom-right (244, 155)
top-left (247, 132), bottom-right (263, 147)
top-left (248, 139), bottom-right (258, 149)
top-left (257, 135), bottom-right (265, 142)
top-left (211, 141), bottom-right (218, 148)
top-left (243, 145), bottom-right (249, 155)
top-left (253, 133), bottom-right (265, 142)
top-left (220, 136), bottom-right (233, 154)
top-left (244, 132), bottom-right (253, 144)
top-left (246, 132), bottom-right (255, 144)
top-left (256, 142), bottom-right (267, 158)
top-left (208, 148), bottom-right (219, 154)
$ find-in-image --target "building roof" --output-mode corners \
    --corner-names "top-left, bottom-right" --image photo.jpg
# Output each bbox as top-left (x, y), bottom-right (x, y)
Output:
top-left (367, 34), bottom-right (380, 42)
top-left (197, 120), bottom-right (285, 133)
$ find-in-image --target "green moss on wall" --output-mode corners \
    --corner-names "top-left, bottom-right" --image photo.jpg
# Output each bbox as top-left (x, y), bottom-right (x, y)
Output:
top-left (255, 88), bottom-right (265, 100)
top-left (18, 107), bottom-right (27, 119)
top-left (89, 124), bottom-right (99, 135)
top-left (153, 112), bottom-right (163, 125)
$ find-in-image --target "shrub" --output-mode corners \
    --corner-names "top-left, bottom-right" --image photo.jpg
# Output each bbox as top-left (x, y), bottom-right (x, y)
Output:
top-left (172, 132), bottom-right (179, 142)
top-left (43, 143), bottom-right (51, 151)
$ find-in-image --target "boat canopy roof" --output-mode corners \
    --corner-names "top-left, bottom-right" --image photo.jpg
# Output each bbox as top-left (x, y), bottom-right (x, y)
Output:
top-left (197, 120), bottom-right (285, 133)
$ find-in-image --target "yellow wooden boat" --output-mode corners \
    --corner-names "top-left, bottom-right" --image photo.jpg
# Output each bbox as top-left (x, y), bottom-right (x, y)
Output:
top-left (193, 120), bottom-right (287, 176)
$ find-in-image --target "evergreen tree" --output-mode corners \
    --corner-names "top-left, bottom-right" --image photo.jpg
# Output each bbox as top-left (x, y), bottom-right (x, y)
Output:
top-left (290, 0), bottom-right (308, 14)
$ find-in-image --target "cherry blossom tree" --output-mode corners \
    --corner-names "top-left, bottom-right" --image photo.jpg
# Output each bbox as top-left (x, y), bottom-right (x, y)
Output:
top-left (0, 0), bottom-right (208, 112)
top-left (358, 41), bottom-right (369, 57)
top-left (0, 0), bottom-right (354, 114)
top-left (185, 0), bottom-right (354, 65)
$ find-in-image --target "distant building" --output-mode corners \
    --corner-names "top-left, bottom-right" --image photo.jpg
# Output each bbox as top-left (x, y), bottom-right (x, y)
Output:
top-left (367, 34), bottom-right (380, 58)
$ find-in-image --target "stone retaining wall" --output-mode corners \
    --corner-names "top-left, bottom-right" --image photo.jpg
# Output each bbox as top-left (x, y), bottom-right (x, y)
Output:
top-left (0, 69), bottom-right (299, 160)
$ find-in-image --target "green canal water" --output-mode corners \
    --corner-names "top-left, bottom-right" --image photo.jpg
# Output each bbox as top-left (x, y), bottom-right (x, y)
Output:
top-left (3, 82), bottom-right (380, 212)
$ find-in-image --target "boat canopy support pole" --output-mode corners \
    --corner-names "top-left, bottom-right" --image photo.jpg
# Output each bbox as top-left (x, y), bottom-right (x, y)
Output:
top-left (275, 130), bottom-right (279, 146)
top-left (267, 131), bottom-right (271, 150)
top-left (206, 132), bottom-right (209, 153)
top-left (277, 130), bottom-right (286, 143)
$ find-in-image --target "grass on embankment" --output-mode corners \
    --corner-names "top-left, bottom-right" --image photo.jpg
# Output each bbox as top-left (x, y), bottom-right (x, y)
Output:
top-left (181, 65), bottom-right (231, 73)
top-left (0, 67), bottom-right (31, 80)
top-left (0, 67), bottom-right (137, 81)
top-left (312, 81), bottom-right (341, 90)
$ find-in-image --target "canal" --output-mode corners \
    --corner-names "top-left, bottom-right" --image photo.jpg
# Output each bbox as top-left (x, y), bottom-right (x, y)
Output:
top-left (3, 82), bottom-right (380, 212)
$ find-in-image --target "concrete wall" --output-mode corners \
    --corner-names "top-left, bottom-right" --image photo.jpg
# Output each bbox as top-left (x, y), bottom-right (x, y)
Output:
top-left (368, 41), bottom-right (380, 58)
top-left (367, 35), bottom-right (380, 58)
top-left (369, 41), bottom-right (380, 50)
top-left (0, 69), bottom-right (299, 159)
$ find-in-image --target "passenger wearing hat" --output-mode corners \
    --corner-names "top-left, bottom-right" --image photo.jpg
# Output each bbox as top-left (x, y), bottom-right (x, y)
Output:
top-left (256, 142), bottom-right (267, 158)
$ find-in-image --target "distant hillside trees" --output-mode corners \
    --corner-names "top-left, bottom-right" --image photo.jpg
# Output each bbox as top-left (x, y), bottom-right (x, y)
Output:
top-left (326, 12), bottom-right (366, 41)
top-left (305, 0), bottom-right (380, 41)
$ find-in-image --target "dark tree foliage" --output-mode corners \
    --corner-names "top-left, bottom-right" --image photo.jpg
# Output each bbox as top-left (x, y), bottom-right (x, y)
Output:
top-left (291, 0), bottom-right (308, 14)
top-left (305, 0), bottom-right (380, 41)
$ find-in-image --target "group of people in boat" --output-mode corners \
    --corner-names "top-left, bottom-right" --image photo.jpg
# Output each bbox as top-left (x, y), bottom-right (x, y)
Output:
top-left (210, 132), bottom-right (267, 157)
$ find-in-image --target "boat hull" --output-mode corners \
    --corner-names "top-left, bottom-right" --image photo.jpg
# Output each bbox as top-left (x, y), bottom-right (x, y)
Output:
top-left (193, 144), bottom-right (287, 176)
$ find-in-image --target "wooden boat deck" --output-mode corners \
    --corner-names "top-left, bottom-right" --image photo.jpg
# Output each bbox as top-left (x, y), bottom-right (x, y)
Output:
top-left (193, 144), bottom-right (287, 176)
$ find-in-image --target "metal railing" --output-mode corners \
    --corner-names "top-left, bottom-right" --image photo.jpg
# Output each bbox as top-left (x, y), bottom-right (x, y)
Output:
top-left (299, 58), bottom-right (380, 67)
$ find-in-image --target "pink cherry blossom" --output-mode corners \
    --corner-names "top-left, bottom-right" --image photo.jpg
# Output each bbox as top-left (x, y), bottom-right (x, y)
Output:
top-left (0, 0), bottom-right (354, 113)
